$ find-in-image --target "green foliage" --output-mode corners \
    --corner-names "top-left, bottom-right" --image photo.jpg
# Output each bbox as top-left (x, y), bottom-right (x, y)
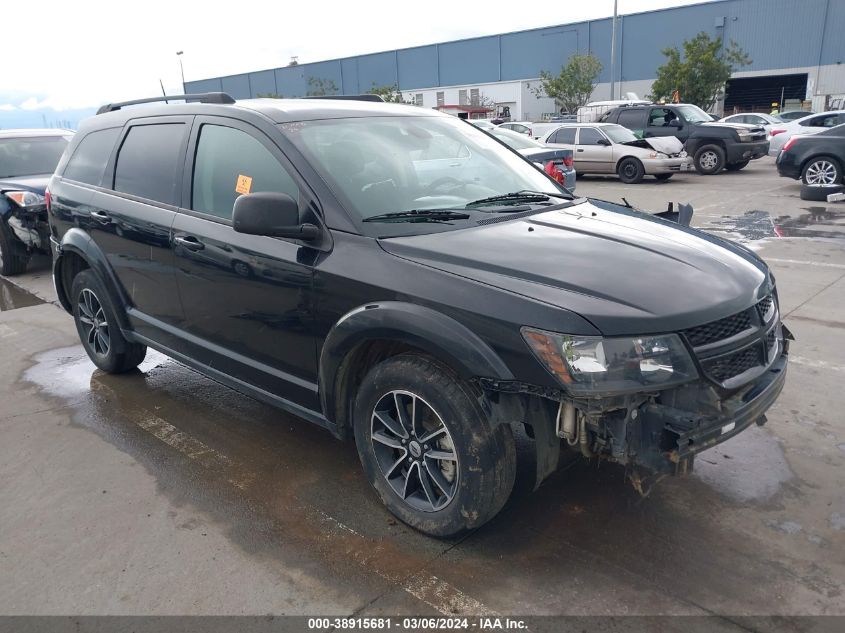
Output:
top-left (256, 92), bottom-right (284, 99)
top-left (530, 54), bottom-right (603, 113)
top-left (306, 77), bottom-right (339, 97)
top-left (368, 83), bottom-right (411, 104)
top-left (648, 32), bottom-right (751, 110)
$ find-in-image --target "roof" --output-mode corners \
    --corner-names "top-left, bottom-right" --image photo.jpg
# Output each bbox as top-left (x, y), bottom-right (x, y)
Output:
top-left (0, 128), bottom-right (74, 138)
top-left (239, 98), bottom-right (440, 122)
top-left (553, 122), bottom-right (619, 128)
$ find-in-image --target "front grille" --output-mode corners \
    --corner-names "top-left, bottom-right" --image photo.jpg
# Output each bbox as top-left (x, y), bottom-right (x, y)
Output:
top-left (757, 296), bottom-right (774, 322)
top-left (702, 345), bottom-right (763, 382)
top-left (683, 311), bottom-right (752, 347)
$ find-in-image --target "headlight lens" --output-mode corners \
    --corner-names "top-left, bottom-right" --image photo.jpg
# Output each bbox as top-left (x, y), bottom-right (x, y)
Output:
top-left (737, 132), bottom-right (753, 142)
top-left (522, 327), bottom-right (697, 395)
top-left (5, 191), bottom-right (46, 209)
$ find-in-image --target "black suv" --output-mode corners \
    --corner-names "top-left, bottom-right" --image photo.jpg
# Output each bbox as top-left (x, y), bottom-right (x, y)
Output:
top-left (48, 93), bottom-right (790, 537)
top-left (600, 103), bottom-right (769, 174)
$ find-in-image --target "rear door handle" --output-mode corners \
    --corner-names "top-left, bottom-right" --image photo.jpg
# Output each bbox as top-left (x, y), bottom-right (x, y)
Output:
top-left (90, 210), bottom-right (111, 222)
top-left (577, 149), bottom-right (585, 152)
top-left (174, 235), bottom-right (204, 251)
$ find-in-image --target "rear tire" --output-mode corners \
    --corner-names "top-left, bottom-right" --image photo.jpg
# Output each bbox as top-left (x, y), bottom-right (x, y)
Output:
top-left (693, 145), bottom-right (725, 175)
top-left (71, 269), bottom-right (147, 373)
top-left (654, 173), bottom-right (674, 181)
top-left (725, 160), bottom-right (749, 172)
top-left (801, 156), bottom-right (842, 185)
top-left (0, 218), bottom-right (29, 276)
top-left (353, 354), bottom-right (516, 538)
top-left (617, 157), bottom-right (645, 184)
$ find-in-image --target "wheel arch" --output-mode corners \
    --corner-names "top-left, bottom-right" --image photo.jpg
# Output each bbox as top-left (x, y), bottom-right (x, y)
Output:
top-left (54, 228), bottom-right (130, 328)
top-left (319, 302), bottom-right (515, 437)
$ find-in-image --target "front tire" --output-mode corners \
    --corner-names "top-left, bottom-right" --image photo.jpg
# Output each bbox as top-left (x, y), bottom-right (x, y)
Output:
top-left (353, 354), bottom-right (516, 538)
top-left (801, 156), bottom-right (842, 185)
top-left (693, 145), bottom-right (725, 175)
top-left (0, 218), bottom-right (29, 276)
top-left (617, 157), bottom-right (645, 184)
top-left (71, 269), bottom-right (147, 373)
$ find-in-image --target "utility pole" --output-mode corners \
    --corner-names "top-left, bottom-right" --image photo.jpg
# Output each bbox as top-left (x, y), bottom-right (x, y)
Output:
top-left (610, 0), bottom-right (619, 100)
top-left (176, 51), bottom-right (186, 94)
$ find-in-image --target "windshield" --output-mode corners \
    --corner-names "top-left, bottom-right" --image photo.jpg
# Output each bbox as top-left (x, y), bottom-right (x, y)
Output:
top-left (281, 115), bottom-right (569, 231)
top-left (602, 125), bottom-right (638, 144)
top-left (490, 128), bottom-right (542, 150)
top-left (676, 105), bottom-right (713, 124)
top-left (0, 135), bottom-right (70, 178)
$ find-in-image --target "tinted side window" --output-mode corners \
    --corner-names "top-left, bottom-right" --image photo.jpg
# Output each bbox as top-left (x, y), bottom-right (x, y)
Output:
top-left (648, 108), bottom-right (676, 127)
top-left (114, 124), bottom-right (187, 205)
top-left (552, 128), bottom-right (576, 144)
top-left (191, 124), bottom-right (299, 221)
top-left (578, 128), bottom-right (606, 145)
top-left (63, 128), bottom-right (120, 186)
top-left (616, 109), bottom-right (644, 129)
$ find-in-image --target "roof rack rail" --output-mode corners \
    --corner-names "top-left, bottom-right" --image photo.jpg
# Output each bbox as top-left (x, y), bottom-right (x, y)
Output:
top-left (96, 92), bottom-right (236, 115)
top-left (301, 94), bottom-right (385, 102)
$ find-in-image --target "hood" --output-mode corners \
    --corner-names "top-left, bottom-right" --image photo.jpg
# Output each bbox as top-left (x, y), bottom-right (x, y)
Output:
top-left (0, 174), bottom-right (50, 194)
top-left (623, 136), bottom-right (684, 155)
top-left (379, 199), bottom-right (770, 335)
top-left (698, 121), bottom-right (766, 134)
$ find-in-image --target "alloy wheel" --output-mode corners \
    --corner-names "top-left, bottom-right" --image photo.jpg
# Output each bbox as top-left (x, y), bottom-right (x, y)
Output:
top-left (700, 151), bottom-right (718, 170)
top-left (370, 390), bottom-right (459, 512)
top-left (78, 288), bottom-right (110, 356)
top-left (805, 160), bottom-right (838, 185)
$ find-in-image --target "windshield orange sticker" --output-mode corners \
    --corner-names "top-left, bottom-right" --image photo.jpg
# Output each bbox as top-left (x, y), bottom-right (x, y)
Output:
top-left (235, 174), bottom-right (253, 195)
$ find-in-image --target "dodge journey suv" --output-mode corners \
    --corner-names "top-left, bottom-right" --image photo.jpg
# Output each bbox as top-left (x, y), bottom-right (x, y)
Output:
top-left (48, 93), bottom-right (790, 537)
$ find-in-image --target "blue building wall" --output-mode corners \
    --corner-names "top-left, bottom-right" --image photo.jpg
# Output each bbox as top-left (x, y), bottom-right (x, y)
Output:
top-left (187, 0), bottom-right (845, 97)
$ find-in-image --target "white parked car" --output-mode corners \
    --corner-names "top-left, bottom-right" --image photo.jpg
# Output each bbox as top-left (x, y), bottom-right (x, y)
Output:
top-left (767, 110), bottom-right (845, 156)
top-left (497, 121), bottom-right (534, 136)
top-left (542, 123), bottom-right (692, 183)
top-left (719, 113), bottom-right (783, 135)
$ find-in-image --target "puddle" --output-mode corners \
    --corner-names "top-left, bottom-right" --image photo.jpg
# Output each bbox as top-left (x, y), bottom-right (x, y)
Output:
top-left (706, 207), bottom-right (845, 242)
top-left (23, 345), bottom-right (171, 400)
top-left (0, 278), bottom-right (44, 311)
top-left (693, 425), bottom-right (793, 502)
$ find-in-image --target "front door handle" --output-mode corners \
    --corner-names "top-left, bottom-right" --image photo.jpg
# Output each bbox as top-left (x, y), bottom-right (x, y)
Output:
top-left (174, 235), bottom-right (204, 251)
top-left (577, 149), bottom-right (585, 152)
top-left (90, 210), bottom-right (111, 222)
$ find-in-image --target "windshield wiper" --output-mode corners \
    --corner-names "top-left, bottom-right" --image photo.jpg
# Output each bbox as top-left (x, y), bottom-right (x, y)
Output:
top-left (465, 190), bottom-right (572, 208)
top-left (362, 209), bottom-right (472, 223)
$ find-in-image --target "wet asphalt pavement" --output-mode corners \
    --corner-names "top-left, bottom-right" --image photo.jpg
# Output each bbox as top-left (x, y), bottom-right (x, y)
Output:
top-left (1, 157), bottom-right (844, 627)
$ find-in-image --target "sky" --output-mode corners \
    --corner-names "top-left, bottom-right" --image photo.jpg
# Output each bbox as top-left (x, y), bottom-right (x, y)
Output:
top-left (1, 0), bottom-right (712, 128)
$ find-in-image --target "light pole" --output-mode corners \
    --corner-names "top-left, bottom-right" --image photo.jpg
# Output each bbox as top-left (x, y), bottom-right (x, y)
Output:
top-left (610, 0), bottom-right (618, 101)
top-left (176, 51), bottom-right (186, 94)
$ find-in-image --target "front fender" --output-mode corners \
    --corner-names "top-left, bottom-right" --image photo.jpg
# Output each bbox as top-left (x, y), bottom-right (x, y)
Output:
top-left (55, 228), bottom-right (130, 328)
top-left (319, 301), bottom-right (515, 425)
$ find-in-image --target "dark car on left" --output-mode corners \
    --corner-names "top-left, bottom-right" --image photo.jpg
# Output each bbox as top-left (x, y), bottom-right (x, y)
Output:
top-left (0, 129), bottom-right (73, 275)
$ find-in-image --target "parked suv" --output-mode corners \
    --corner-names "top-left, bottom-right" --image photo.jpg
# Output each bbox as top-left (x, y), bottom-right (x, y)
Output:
top-left (600, 103), bottom-right (769, 174)
top-left (48, 93), bottom-right (790, 537)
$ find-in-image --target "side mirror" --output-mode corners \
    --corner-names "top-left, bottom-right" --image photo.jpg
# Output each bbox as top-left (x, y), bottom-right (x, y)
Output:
top-left (668, 119), bottom-right (682, 128)
top-left (596, 138), bottom-right (611, 146)
top-left (232, 192), bottom-right (320, 241)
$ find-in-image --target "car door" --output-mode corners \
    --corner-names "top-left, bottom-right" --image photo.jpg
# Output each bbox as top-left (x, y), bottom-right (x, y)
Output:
top-left (83, 117), bottom-right (189, 339)
top-left (644, 107), bottom-right (682, 139)
top-left (171, 117), bottom-right (320, 410)
top-left (575, 127), bottom-right (613, 173)
top-left (615, 108), bottom-right (648, 138)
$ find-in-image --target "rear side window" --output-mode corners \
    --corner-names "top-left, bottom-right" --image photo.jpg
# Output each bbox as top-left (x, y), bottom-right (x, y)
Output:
top-left (114, 123), bottom-right (187, 206)
top-left (551, 128), bottom-right (576, 144)
top-left (63, 128), bottom-right (120, 186)
top-left (191, 124), bottom-right (299, 221)
top-left (616, 109), bottom-right (643, 129)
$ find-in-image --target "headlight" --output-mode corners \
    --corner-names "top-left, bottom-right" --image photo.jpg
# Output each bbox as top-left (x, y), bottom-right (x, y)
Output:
top-left (737, 132), bottom-right (753, 143)
top-left (4, 191), bottom-right (46, 209)
top-left (522, 327), bottom-right (697, 395)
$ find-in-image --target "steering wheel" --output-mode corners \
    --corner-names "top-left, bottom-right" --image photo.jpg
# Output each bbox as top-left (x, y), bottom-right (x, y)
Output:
top-left (426, 177), bottom-right (465, 194)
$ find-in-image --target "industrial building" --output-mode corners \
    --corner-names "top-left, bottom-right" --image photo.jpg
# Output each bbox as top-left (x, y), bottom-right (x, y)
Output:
top-left (186, 0), bottom-right (845, 121)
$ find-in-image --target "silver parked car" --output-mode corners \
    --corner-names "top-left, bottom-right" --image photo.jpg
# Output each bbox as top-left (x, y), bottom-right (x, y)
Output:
top-left (542, 123), bottom-right (692, 183)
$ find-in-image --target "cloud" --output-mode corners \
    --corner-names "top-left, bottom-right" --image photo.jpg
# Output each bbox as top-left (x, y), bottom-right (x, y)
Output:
top-left (0, 104), bottom-right (16, 111)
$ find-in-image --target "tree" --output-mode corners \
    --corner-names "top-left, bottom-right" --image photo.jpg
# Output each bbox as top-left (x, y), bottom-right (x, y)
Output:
top-left (306, 77), bottom-right (338, 97)
top-left (256, 92), bottom-right (284, 99)
top-left (648, 32), bottom-right (751, 110)
top-left (530, 54), bottom-right (602, 114)
top-left (367, 83), bottom-right (411, 104)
